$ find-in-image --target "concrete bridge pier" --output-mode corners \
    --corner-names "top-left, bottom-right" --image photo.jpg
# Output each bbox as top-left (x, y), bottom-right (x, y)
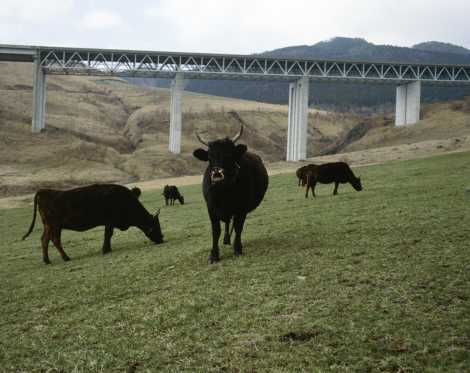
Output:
top-left (32, 53), bottom-right (47, 133)
top-left (395, 81), bottom-right (421, 126)
top-left (169, 72), bottom-right (184, 153)
top-left (286, 77), bottom-right (309, 161)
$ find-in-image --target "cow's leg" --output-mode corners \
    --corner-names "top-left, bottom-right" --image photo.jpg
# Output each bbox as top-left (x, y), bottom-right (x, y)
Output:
top-left (305, 183), bottom-right (309, 198)
top-left (209, 213), bottom-right (221, 264)
top-left (333, 182), bottom-right (339, 195)
top-left (312, 182), bottom-right (317, 198)
top-left (102, 225), bottom-right (113, 254)
top-left (233, 214), bottom-right (247, 256)
top-left (51, 228), bottom-right (70, 262)
top-left (41, 225), bottom-right (51, 264)
top-left (223, 220), bottom-right (231, 245)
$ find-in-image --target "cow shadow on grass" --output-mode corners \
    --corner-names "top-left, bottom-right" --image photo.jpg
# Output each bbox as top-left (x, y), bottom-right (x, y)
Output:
top-left (56, 237), bottom-right (165, 263)
top-left (216, 234), bottom-right (320, 263)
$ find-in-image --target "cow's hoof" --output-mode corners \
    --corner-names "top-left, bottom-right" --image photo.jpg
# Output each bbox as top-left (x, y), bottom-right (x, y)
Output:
top-left (234, 246), bottom-right (243, 256)
top-left (63, 256), bottom-right (71, 262)
top-left (44, 259), bottom-right (51, 265)
top-left (102, 249), bottom-right (111, 255)
top-left (223, 237), bottom-right (231, 245)
top-left (208, 255), bottom-right (220, 264)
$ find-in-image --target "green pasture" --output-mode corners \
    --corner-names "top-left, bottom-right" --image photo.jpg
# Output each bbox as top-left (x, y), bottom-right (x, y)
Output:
top-left (1, 152), bottom-right (470, 372)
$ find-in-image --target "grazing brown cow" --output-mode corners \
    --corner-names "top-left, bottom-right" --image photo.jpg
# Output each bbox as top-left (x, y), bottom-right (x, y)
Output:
top-left (22, 184), bottom-right (164, 264)
top-left (305, 162), bottom-right (362, 198)
top-left (296, 164), bottom-right (318, 186)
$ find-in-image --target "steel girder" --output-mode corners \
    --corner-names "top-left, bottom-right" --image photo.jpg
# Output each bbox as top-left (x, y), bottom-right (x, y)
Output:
top-left (18, 46), bottom-right (469, 85)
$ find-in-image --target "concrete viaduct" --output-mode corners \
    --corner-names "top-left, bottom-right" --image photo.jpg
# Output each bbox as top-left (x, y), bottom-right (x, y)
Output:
top-left (2, 44), bottom-right (470, 161)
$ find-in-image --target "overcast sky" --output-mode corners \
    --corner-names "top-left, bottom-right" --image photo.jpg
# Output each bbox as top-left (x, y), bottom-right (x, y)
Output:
top-left (1, 0), bottom-right (469, 54)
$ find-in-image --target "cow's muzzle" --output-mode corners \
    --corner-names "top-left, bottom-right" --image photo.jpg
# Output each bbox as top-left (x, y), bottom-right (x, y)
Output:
top-left (210, 167), bottom-right (225, 184)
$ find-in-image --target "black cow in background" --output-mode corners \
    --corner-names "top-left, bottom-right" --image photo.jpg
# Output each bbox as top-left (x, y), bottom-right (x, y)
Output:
top-left (163, 185), bottom-right (185, 205)
top-left (22, 184), bottom-right (164, 264)
top-left (305, 162), bottom-right (362, 198)
top-left (193, 125), bottom-right (269, 263)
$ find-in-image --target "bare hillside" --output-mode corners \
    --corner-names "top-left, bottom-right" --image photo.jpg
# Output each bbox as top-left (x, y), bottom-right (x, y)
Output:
top-left (343, 99), bottom-right (470, 152)
top-left (0, 62), bottom-right (358, 197)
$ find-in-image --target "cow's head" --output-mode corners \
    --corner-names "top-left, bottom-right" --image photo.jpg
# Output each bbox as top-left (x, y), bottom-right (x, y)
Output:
top-left (193, 125), bottom-right (246, 187)
top-left (177, 195), bottom-right (185, 205)
top-left (146, 209), bottom-right (164, 244)
top-left (351, 177), bottom-right (363, 191)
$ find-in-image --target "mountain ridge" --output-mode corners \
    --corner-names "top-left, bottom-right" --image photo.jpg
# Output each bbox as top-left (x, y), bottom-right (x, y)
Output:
top-left (261, 37), bottom-right (470, 63)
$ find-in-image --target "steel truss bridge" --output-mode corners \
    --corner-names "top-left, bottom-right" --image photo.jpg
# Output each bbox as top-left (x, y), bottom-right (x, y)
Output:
top-left (2, 44), bottom-right (470, 160)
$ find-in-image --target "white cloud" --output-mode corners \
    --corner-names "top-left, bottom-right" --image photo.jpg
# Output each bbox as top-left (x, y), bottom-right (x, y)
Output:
top-left (0, 0), bottom-right (74, 23)
top-left (79, 10), bottom-right (122, 30)
top-left (143, 0), bottom-right (470, 54)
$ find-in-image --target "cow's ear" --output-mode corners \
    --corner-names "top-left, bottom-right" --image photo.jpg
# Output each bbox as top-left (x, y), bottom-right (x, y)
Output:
top-left (235, 144), bottom-right (247, 159)
top-left (131, 187), bottom-right (141, 198)
top-left (193, 148), bottom-right (208, 161)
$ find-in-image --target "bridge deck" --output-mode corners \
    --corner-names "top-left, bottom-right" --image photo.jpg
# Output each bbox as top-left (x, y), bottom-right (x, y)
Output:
top-left (2, 44), bottom-right (470, 85)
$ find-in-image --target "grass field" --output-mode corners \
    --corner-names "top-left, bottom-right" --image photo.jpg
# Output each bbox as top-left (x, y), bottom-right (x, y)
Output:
top-left (1, 152), bottom-right (470, 372)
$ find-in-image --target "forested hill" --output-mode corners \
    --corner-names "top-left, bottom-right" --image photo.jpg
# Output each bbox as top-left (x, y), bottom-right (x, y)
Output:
top-left (261, 37), bottom-right (470, 64)
top-left (412, 41), bottom-right (470, 57)
top-left (131, 37), bottom-right (470, 110)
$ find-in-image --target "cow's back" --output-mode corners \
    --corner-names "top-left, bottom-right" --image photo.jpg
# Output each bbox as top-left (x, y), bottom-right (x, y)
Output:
top-left (316, 162), bottom-right (355, 183)
top-left (37, 184), bottom-right (144, 231)
top-left (169, 186), bottom-right (180, 198)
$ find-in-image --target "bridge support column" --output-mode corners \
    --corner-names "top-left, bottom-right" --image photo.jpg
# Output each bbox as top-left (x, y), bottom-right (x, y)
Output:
top-left (287, 77), bottom-right (309, 161)
top-left (395, 81), bottom-right (421, 126)
top-left (31, 53), bottom-right (47, 133)
top-left (169, 73), bottom-right (184, 153)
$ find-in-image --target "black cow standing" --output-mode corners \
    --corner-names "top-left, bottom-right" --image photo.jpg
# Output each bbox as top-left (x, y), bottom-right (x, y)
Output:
top-left (193, 125), bottom-right (269, 263)
top-left (305, 162), bottom-right (362, 198)
top-left (22, 184), bottom-right (164, 264)
top-left (163, 185), bottom-right (185, 205)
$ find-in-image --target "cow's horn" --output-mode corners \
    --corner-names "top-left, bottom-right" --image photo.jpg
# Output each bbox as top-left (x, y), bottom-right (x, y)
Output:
top-left (195, 132), bottom-right (209, 146)
top-left (232, 125), bottom-right (244, 143)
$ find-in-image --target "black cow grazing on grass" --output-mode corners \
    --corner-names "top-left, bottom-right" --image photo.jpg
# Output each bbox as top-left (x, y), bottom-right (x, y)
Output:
top-left (305, 162), bottom-right (362, 198)
top-left (163, 185), bottom-right (185, 206)
top-left (22, 184), bottom-right (164, 264)
top-left (193, 125), bottom-right (269, 263)
top-left (296, 164), bottom-right (318, 186)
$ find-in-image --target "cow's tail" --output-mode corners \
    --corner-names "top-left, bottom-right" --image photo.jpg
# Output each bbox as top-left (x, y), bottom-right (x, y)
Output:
top-left (22, 192), bottom-right (39, 240)
top-left (305, 172), bottom-right (310, 188)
